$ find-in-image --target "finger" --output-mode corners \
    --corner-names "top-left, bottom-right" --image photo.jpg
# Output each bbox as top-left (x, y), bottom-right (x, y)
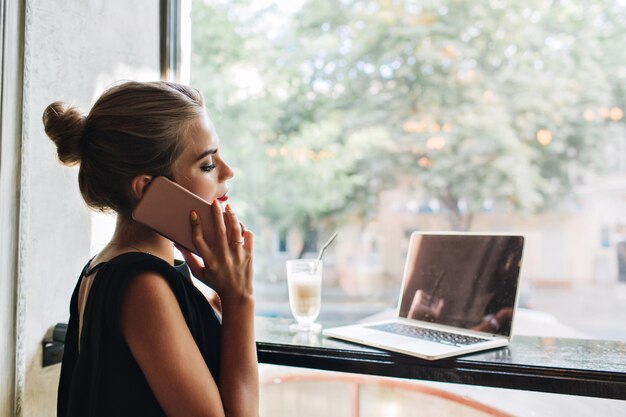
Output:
top-left (189, 210), bottom-right (217, 269)
top-left (225, 204), bottom-right (243, 247)
top-left (242, 231), bottom-right (254, 292)
top-left (210, 199), bottom-right (228, 253)
top-left (209, 292), bottom-right (222, 314)
top-left (174, 243), bottom-right (189, 257)
top-left (242, 229), bottom-right (254, 254)
top-left (177, 245), bottom-right (205, 278)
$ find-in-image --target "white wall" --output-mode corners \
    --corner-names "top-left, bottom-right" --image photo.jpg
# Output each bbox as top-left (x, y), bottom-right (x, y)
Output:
top-left (15, 1), bottom-right (160, 415)
top-left (1, 0), bottom-right (24, 415)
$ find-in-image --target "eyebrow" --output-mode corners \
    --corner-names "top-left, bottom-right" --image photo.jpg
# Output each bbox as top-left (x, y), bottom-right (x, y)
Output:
top-left (196, 148), bottom-right (218, 162)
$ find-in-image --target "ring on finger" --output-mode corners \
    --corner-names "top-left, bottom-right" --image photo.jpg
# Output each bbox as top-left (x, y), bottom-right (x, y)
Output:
top-left (229, 240), bottom-right (244, 246)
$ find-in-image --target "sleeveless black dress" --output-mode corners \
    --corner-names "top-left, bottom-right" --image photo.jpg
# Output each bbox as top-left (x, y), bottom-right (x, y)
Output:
top-left (57, 252), bottom-right (222, 417)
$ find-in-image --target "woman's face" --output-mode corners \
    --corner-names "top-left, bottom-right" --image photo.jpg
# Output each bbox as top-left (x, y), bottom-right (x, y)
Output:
top-left (172, 114), bottom-right (234, 206)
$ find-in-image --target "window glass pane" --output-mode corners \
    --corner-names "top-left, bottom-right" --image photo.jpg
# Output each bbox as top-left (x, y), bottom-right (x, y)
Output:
top-left (190, 0), bottom-right (626, 340)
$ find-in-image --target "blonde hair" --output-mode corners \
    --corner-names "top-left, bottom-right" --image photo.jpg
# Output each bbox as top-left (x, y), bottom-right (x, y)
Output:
top-left (43, 81), bottom-right (205, 217)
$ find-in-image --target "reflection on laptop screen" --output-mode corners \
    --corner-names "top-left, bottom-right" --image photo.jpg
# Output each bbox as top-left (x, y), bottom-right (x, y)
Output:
top-left (398, 234), bottom-right (524, 337)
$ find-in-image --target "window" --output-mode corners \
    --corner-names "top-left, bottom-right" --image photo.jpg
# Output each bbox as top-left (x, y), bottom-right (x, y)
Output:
top-left (187, 0), bottom-right (626, 340)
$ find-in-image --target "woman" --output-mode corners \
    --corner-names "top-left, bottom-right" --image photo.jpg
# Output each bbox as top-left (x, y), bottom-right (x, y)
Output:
top-left (43, 81), bottom-right (258, 417)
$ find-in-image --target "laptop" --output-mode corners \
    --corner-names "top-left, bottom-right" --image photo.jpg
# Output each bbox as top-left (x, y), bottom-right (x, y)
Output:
top-left (323, 232), bottom-right (525, 360)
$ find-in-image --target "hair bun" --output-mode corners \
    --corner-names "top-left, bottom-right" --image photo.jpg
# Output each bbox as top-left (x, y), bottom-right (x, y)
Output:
top-left (43, 102), bottom-right (85, 166)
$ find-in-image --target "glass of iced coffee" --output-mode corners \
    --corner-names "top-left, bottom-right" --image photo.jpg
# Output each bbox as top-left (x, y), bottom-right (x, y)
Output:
top-left (286, 259), bottom-right (322, 333)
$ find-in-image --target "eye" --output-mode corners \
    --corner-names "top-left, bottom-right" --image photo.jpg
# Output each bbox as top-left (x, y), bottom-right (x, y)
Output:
top-left (201, 163), bottom-right (216, 173)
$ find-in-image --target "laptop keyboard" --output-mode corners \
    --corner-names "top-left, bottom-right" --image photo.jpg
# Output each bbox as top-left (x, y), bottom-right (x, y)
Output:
top-left (367, 322), bottom-right (489, 347)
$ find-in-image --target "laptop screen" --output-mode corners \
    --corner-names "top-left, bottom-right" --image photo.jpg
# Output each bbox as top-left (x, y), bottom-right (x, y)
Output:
top-left (397, 233), bottom-right (524, 337)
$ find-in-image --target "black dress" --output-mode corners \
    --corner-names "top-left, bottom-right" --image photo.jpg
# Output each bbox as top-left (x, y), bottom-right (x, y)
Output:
top-left (57, 252), bottom-right (222, 417)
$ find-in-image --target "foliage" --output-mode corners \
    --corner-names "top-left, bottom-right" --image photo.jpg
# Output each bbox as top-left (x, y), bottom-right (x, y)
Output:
top-left (191, 0), bottom-right (626, 231)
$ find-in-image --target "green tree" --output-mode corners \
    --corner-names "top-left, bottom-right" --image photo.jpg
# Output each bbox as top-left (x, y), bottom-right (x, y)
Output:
top-left (192, 0), bottom-right (626, 232)
top-left (288, 0), bottom-right (626, 229)
top-left (191, 0), bottom-right (373, 243)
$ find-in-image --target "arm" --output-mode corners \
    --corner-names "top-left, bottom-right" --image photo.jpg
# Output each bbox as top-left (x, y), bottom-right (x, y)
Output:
top-left (218, 293), bottom-right (257, 416)
top-left (178, 201), bottom-right (258, 417)
top-left (121, 200), bottom-right (258, 417)
top-left (121, 272), bottom-right (226, 417)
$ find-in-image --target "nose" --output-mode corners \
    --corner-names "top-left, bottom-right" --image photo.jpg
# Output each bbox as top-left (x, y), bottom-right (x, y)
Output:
top-left (218, 157), bottom-right (234, 182)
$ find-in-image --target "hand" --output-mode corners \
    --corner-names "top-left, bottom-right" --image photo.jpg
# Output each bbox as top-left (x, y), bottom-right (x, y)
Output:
top-left (177, 201), bottom-right (254, 304)
top-left (472, 308), bottom-right (513, 333)
top-left (208, 292), bottom-right (222, 315)
top-left (408, 289), bottom-right (444, 321)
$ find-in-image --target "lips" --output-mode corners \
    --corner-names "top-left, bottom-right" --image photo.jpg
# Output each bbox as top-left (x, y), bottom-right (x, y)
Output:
top-left (217, 194), bottom-right (228, 202)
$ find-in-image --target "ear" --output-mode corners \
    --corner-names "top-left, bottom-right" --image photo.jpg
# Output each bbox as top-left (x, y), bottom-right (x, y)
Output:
top-left (130, 175), bottom-right (154, 200)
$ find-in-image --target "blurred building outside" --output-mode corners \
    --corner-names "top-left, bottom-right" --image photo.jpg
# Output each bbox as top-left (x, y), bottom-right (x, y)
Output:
top-left (248, 169), bottom-right (626, 342)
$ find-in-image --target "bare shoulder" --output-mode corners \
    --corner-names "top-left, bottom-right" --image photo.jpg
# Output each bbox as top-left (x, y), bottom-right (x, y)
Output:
top-left (120, 270), bottom-right (181, 333)
top-left (124, 270), bottom-right (175, 300)
top-left (119, 272), bottom-right (224, 417)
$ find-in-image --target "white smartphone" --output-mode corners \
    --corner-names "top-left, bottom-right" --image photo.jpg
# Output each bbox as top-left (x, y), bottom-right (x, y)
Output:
top-left (132, 176), bottom-right (216, 255)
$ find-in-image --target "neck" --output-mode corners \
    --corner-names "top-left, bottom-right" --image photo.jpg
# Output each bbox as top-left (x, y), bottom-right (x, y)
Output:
top-left (106, 215), bottom-right (175, 264)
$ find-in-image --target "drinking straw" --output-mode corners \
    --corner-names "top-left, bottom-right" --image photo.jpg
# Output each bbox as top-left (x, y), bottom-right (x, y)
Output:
top-left (316, 232), bottom-right (338, 266)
